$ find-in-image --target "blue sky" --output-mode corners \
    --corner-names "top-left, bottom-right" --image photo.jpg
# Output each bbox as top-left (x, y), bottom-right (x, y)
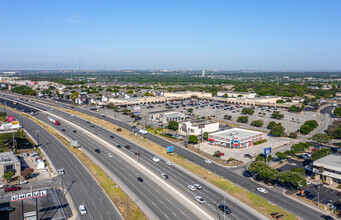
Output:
top-left (0, 0), bottom-right (340, 70)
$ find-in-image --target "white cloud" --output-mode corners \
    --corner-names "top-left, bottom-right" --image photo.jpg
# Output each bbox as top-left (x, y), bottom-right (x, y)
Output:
top-left (61, 15), bottom-right (83, 23)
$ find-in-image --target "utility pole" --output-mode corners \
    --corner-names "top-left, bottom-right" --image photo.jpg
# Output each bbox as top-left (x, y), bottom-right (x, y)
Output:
top-left (35, 130), bottom-right (40, 146)
top-left (224, 185), bottom-right (234, 220)
top-left (12, 131), bottom-right (15, 151)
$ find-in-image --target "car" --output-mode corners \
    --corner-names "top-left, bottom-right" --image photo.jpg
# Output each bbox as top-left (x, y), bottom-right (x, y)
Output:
top-left (256, 188), bottom-right (268, 193)
top-left (61, 129), bottom-right (65, 132)
top-left (152, 156), bottom-right (160, 163)
top-left (19, 180), bottom-right (28, 185)
top-left (125, 145), bottom-right (131, 149)
top-left (86, 121), bottom-right (90, 123)
top-left (218, 204), bottom-right (232, 214)
top-left (244, 154), bottom-right (252, 158)
top-left (43, 168), bottom-right (48, 172)
top-left (4, 186), bottom-right (21, 192)
top-left (95, 149), bottom-right (101, 154)
top-left (165, 161), bottom-right (172, 166)
top-left (0, 206), bottom-right (15, 212)
top-left (193, 184), bottom-right (202, 190)
top-left (58, 169), bottom-right (65, 175)
top-left (102, 115), bottom-right (106, 117)
top-left (90, 125), bottom-right (95, 128)
top-left (205, 159), bottom-right (211, 164)
top-left (161, 173), bottom-right (169, 179)
top-left (315, 184), bottom-right (322, 189)
top-left (79, 205), bottom-right (87, 215)
top-left (337, 192), bottom-right (341, 197)
top-left (137, 177), bottom-right (143, 182)
top-left (116, 145), bottom-right (121, 148)
top-left (0, 184), bottom-right (6, 188)
top-left (194, 196), bottom-right (205, 204)
top-left (307, 180), bottom-right (312, 185)
top-left (307, 194), bottom-right (316, 200)
top-left (188, 185), bottom-right (196, 191)
top-left (110, 135), bottom-right (114, 138)
top-left (321, 215), bottom-right (334, 220)
top-left (135, 152), bottom-right (140, 156)
top-left (108, 153), bottom-right (113, 158)
top-left (73, 130), bottom-right (77, 133)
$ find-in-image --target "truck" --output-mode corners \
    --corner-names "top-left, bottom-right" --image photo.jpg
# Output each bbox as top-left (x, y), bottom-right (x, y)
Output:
top-left (48, 116), bottom-right (60, 125)
top-left (139, 129), bottom-right (148, 135)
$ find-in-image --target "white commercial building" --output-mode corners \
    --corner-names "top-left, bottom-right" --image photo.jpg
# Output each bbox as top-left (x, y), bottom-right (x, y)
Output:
top-left (313, 155), bottom-right (341, 184)
top-left (208, 128), bottom-right (263, 149)
top-left (217, 92), bottom-right (257, 99)
top-left (149, 110), bottom-right (185, 123)
top-left (178, 120), bottom-right (219, 136)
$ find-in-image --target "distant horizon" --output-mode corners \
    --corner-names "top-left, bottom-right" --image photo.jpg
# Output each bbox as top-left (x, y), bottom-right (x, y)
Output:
top-left (1, 1), bottom-right (340, 70)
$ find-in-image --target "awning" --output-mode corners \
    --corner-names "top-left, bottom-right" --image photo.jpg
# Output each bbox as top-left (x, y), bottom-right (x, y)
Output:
top-left (208, 138), bottom-right (214, 141)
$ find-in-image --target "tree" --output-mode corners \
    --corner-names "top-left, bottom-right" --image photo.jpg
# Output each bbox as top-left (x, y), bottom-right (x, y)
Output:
top-left (188, 135), bottom-right (198, 144)
top-left (121, 109), bottom-right (131, 115)
top-left (276, 152), bottom-right (287, 160)
top-left (270, 124), bottom-right (285, 137)
top-left (203, 132), bottom-right (209, 140)
top-left (237, 116), bottom-right (249, 123)
top-left (126, 90), bottom-right (134, 94)
top-left (300, 124), bottom-right (313, 134)
top-left (267, 121), bottom-right (278, 129)
top-left (289, 105), bottom-right (303, 113)
top-left (271, 111), bottom-right (284, 119)
top-left (248, 161), bottom-right (278, 181)
top-left (213, 150), bottom-right (222, 158)
top-left (334, 107), bottom-right (341, 117)
top-left (223, 94), bottom-right (228, 98)
top-left (292, 167), bottom-right (305, 176)
top-left (21, 168), bottom-right (34, 179)
top-left (224, 114), bottom-right (232, 120)
top-left (187, 108), bottom-right (193, 113)
top-left (2, 171), bottom-right (15, 182)
top-left (278, 170), bottom-right (306, 187)
top-left (312, 133), bottom-right (331, 144)
top-left (305, 120), bottom-right (318, 129)
top-left (312, 148), bottom-right (330, 161)
top-left (251, 119), bottom-right (264, 127)
top-left (289, 132), bottom-right (298, 139)
top-left (242, 108), bottom-right (254, 115)
top-left (167, 121), bottom-right (179, 130)
top-left (276, 100), bottom-right (285, 103)
top-left (255, 153), bottom-right (272, 162)
top-left (71, 92), bottom-right (79, 101)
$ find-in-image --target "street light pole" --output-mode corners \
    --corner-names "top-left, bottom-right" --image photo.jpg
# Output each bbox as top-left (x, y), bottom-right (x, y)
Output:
top-left (224, 185), bottom-right (234, 220)
top-left (35, 130), bottom-right (40, 146)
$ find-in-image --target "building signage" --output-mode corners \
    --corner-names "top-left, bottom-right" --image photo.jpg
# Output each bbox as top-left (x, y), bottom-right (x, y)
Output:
top-left (7, 115), bottom-right (14, 122)
top-left (198, 124), bottom-right (205, 129)
top-left (11, 195), bottom-right (18, 201)
top-left (24, 211), bottom-right (36, 217)
top-left (263, 147), bottom-right (272, 156)
top-left (26, 192), bottom-right (33, 199)
top-left (24, 216), bottom-right (36, 220)
top-left (11, 190), bottom-right (47, 202)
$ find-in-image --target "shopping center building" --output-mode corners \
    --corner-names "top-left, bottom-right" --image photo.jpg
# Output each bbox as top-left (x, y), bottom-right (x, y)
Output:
top-left (207, 128), bottom-right (263, 148)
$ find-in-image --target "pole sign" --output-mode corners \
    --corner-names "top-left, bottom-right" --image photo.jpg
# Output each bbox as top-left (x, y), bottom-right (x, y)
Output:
top-left (11, 190), bottom-right (47, 202)
top-left (167, 146), bottom-right (174, 153)
top-left (263, 147), bottom-right (272, 157)
top-left (7, 115), bottom-right (14, 122)
top-left (133, 107), bottom-right (141, 115)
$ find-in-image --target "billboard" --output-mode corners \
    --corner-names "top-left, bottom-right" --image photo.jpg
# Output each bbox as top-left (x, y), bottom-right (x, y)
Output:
top-left (0, 122), bottom-right (20, 131)
top-left (133, 106), bottom-right (141, 115)
top-left (7, 115), bottom-right (14, 122)
top-left (167, 146), bottom-right (174, 153)
top-left (263, 147), bottom-right (272, 156)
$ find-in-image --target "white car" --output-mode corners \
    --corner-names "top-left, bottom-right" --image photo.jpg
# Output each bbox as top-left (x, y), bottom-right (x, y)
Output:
top-left (205, 159), bottom-right (211, 164)
top-left (307, 180), bottom-right (312, 185)
top-left (79, 205), bottom-right (87, 215)
top-left (19, 180), bottom-right (28, 185)
top-left (195, 196), bottom-right (205, 204)
top-left (58, 169), bottom-right (65, 175)
top-left (188, 185), bottom-right (196, 191)
top-left (194, 184), bottom-right (202, 190)
top-left (256, 188), bottom-right (268, 193)
top-left (108, 153), bottom-right (113, 158)
top-left (152, 156), bottom-right (160, 163)
top-left (165, 161), bottom-right (172, 166)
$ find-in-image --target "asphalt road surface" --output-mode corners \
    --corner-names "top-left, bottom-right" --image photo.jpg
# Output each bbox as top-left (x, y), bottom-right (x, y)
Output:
top-left (3, 107), bottom-right (123, 220)
top-left (1, 92), bottom-right (326, 219)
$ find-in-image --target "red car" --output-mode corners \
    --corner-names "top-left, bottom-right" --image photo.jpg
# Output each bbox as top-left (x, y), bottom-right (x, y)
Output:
top-left (135, 152), bottom-right (141, 156)
top-left (4, 186), bottom-right (21, 192)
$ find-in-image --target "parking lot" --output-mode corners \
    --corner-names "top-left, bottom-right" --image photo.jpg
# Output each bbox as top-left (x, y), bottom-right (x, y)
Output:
top-left (0, 188), bottom-right (70, 220)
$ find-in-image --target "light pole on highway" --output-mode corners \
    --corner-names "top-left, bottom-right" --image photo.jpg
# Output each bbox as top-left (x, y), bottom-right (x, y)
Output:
top-left (224, 185), bottom-right (234, 220)
top-left (20, 115), bottom-right (23, 129)
top-left (35, 130), bottom-right (40, 146)
top-left (59, 169), bottom-right (65, 195)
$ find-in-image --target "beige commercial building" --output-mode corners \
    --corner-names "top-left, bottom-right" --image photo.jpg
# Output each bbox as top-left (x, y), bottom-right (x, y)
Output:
top-left (178, 120), bottom-right (219, 136)
top-left (0, 151), bottom-right (21, 178)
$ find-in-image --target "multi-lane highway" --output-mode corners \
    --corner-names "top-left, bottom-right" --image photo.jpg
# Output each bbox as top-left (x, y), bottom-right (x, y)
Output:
top-left (1, 92), bottom-right (326, 219)
top-left (0, 94), bottom-right (267, 219)
top-left (3, 107), bottom-right (123, 220)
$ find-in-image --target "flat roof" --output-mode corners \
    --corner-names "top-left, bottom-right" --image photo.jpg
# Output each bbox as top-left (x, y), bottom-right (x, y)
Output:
top-left (182, 120), bottom-right (218, 126)
top-left (313, 155), bottom-right (341, 172)
top-left (150, 110), bottom-right (178, 114)
top-left (209, 128), bottom-right (262, 139)
top-left (0, 151), bottom-right (20, 165)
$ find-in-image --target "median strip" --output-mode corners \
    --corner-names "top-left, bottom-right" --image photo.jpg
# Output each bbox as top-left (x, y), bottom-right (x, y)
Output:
top-left (56, 107), bottom-right (298, 220)
top-left (3, 105), bottom-right (146, 220)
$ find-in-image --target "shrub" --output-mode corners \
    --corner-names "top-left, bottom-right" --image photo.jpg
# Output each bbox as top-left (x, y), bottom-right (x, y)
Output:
top-left (188, 135), bottom-right (198, 144)
top-left (254, 139), bottom-right (267, 145)
top-left (251, 119), bottom-right (264, 127)
top-left (21, 168), bottom-right (34, 179)
top-left (237, 116), bottom-right (249, 123)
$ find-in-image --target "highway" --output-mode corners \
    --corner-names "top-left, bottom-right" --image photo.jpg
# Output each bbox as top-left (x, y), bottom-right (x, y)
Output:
top-left (3, 108), bottom-right (123, 220)
top-left (1, 92), bottom-right (325, 219)
top-left (0, 95), bottom-right (267, 219)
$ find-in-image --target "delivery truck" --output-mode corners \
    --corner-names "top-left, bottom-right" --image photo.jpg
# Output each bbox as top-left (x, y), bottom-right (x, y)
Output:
top-left (48, 116), bottom-right (60, 125)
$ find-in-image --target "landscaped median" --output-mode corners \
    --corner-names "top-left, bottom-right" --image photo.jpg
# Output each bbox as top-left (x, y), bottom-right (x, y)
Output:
top-left (2, 105), bottom-right (146, 220)
top-left (57, 107), bottom-right (298, 220)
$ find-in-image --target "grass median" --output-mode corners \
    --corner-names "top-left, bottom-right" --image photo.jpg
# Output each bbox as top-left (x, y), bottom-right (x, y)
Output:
top-left (3, 105), bottom-right (146, 220)
top-left (57, 107), bottom-right (298, 220)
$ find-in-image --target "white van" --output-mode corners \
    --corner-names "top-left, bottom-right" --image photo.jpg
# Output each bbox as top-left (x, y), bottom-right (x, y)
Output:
top-left (152, 156), bottom-right (160, 163)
